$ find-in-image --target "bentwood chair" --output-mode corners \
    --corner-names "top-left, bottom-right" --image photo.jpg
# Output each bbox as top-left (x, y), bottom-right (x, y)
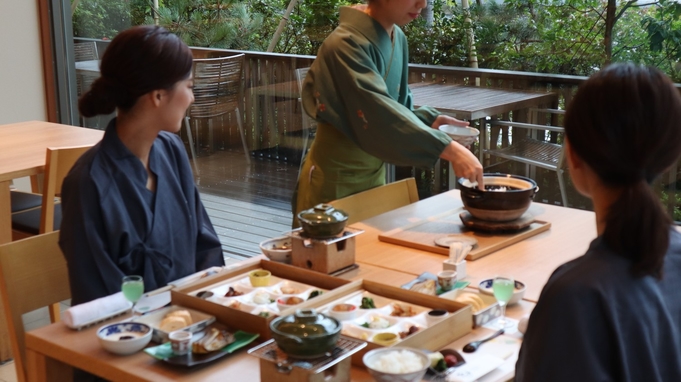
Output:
top-left (329, 177), bottom-right (419, 224)
top-left (184, 53), bottom-right (250, 171)
top-left (0, 231), bottom-right (70, 382)
top-left (11, 145), bottom-right (92, 239)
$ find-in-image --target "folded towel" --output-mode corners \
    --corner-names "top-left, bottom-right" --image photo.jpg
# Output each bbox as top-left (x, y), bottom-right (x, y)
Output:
top-left (62, 292), bottom-right (132, 329)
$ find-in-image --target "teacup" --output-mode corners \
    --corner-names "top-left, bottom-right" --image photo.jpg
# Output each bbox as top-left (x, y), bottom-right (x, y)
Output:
top-left (169, 330), bottom-right (193, 355)
top-left (437, 271), bottom-right (457, 291)
top-left (249, 270), bottom-right (272, 287)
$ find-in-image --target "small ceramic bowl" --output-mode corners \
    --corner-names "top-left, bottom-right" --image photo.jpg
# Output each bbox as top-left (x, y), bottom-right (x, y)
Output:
top-left (372, 332), bottom-right (400, 346)
top-left (326, 303), bottom-right (359, 321)
top-left (276, 296), bottom-right (305, 311)
top-left (249, 270), bottom-right (272, 287)
top-left (259, 236), bottom-right (292, 263)
top-left (425, 309), bottom-right (449, 327)
top-left (97, 322), bottom-right (152, 355)
top-left (363, 346), bottom-right (430, 382)
top-left (478, 279), bottom-right (526, 305)
top-left (438, 125), bottom-right (480, 147)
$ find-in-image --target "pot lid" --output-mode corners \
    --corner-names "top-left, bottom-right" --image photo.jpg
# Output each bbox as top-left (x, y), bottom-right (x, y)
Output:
top-left (459, 173), bottom-right (536, 191)
top-left (272, 309), bottom-right (341, 338)
top-left (297, 204), bottom-right (348, 225)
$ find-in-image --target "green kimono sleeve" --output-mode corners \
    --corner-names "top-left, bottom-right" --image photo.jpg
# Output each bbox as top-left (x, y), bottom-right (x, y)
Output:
top-left (302, 32), bottom-right (450, 168)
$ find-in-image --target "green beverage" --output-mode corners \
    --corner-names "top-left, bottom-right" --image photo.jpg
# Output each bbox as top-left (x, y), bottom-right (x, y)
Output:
top-left (493, 278), bottom-right (514, 303)
top-left (122, 280), bottom-right (144, 303)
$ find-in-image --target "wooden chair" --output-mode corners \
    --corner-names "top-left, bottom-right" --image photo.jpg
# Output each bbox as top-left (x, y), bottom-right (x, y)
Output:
top-left (11, 145), bottom-right (92, 239)
top-left (329, 178), bottom-right (419, 224)
top-left (184, 54), bottom-right (249, 170)
top-left (9, 190), bottom-right (41, 213)
top-left (486, 108), bottom-right (568, 206)
top-left (0, 231), bottom-right (70, 382)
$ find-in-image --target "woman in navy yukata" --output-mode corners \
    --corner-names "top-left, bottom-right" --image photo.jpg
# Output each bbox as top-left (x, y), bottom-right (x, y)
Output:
top-left (515, 63), bottom-right (681, 381)
top-left (293, 0), bottom-right (484, 224)
top-left (60, 25), bottom-right (224, 306)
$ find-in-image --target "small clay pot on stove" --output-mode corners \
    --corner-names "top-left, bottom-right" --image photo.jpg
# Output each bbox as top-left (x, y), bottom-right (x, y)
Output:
top-left (458, 174), bottom-right (538, 222)
top-left (297, 204), bottom-right (348, 239)
top-left (270, 308), bottom-right (342, 358)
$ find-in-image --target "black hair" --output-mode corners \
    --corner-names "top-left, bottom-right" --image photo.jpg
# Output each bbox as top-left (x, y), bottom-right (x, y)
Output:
top-left (565, 63), bottom-right (681, 278)
top-left (78, 25), bottom-right (193, 117)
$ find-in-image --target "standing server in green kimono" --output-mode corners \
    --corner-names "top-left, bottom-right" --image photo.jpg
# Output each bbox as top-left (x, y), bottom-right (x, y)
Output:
top-left (293, 0), bottom-right (483, 223)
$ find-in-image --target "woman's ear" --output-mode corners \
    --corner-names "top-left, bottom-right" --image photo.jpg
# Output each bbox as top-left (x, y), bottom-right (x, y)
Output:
top-left (149, 90), bottom-right (164, 107)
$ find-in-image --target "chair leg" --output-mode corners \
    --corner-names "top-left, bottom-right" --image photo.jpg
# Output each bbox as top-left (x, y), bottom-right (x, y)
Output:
top-left (49, 303), bottom-right (61, 323)
top-left (184, 117), bottom-right (199, 174)
top-left (235, 107), bottom-right (251, 164)
top-left (557, 169), bottom-right (568, 207)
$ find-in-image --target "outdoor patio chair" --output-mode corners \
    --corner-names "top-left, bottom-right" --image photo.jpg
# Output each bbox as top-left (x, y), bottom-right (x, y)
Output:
top-left (184, 53), bottom-right (250, 171)
top-left (329, 177), bottom-right (419, 224)
top-left (74, 41), bottom-right (99, 96)
top-left (11, 145), bottom-right (92, 240)
top-left (486, 108), bottom-right (568, 206)
top-left (0, 231), bottom-right (70, 382)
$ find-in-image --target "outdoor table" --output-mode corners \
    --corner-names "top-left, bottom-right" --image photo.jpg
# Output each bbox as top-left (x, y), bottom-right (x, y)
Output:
top-left (409, 83), bottom-right (558, 186)
top-left (0, 120), bottom-right (103, 361)
top-left (74, 59), bottom-right (100, 73)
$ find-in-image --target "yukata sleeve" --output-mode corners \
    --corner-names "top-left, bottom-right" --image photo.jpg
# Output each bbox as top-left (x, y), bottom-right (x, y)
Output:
top-left (309, 37), bottom-right (450, 168)
top-left (515, 281), bottom-right (614, 382)
top-left (59, 167), bottom-right (126, 305)
top-left (192, 187), bottom-right (225, 271)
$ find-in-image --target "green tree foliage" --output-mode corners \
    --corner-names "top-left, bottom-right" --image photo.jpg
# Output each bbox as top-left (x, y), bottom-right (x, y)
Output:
top-left (643, 0), bottom-right (681, 81)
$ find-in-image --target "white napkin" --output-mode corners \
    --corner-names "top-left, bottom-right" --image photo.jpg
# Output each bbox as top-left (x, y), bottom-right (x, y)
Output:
top-left (62, 292), bottom-right (132, 329)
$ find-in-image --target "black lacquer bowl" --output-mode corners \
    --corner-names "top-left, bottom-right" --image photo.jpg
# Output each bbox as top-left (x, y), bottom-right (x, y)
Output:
top-left (458, 174), bottom-right (538, 222)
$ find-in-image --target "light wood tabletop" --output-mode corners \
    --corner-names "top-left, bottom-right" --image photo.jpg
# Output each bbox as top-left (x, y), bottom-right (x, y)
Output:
top-left (22, 190), bottom-right (597, 381)
top-left (351, 189), bottom-right (597, 303)
top-left (0, 121), bottom-right (103, 244)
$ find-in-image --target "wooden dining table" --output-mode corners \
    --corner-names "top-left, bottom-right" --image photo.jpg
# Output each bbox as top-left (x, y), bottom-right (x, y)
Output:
top-left (0, 120), bottom-right (103, 362)
top-left (23, 190), bottom-right (597, 381)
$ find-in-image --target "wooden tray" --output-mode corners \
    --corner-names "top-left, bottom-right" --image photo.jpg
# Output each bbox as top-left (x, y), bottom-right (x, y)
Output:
top-left (378, 208), bottom-right (551, 260)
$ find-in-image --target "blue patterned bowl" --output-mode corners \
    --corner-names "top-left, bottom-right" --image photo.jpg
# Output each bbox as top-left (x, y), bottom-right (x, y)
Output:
top-left (97, 322), bottom-right (152, 355)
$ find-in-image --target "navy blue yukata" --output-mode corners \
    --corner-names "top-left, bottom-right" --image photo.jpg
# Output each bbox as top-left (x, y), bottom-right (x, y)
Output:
top-left (59, 119), bottom-right (224, 305)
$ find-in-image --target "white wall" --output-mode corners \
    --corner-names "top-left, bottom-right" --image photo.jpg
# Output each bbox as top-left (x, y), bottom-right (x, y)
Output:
top-left (0, 0), bottom-right (47, 124)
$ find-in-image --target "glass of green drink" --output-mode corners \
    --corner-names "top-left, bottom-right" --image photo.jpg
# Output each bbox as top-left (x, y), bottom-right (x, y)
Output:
top-left (122, 275), bottom-right (144, 314)
top-left (492, 275), bottom-right (514, 329)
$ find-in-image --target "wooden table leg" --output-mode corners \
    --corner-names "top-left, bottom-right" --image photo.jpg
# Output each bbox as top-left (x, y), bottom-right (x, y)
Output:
top-left (0, 180), bottom-right (12, 362)
top-left (26, 348), bottom-right (73, 382)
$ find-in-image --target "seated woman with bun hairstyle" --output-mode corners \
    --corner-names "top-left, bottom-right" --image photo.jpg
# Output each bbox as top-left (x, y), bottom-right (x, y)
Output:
top-left (516, 63), bottom-right (681, 381)
top-left (60, 25), bottom-right (224, 306)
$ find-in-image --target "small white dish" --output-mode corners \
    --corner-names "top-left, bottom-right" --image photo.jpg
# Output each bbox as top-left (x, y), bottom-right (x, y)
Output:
top-left (326, 303), bottom-right (359, 321)
top-left (438, 125), bottom-right (480, 146)
top-left (259, 236), bottom-right (292, 263)
top-left (424, 309), bottom-right (449, 327)
top-left (97, 322), bottom-right (152, 355)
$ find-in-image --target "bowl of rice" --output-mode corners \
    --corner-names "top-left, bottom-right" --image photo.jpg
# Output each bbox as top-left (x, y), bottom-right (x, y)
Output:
top-left (363, 347), bottom-right (429, 382)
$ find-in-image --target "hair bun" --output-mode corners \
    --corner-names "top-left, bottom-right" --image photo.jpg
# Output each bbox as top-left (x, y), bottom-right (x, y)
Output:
top-left (78, 76), bottom-right (121, 117)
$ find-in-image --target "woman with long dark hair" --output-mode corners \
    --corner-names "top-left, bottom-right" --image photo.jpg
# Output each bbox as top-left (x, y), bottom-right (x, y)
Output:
top-left (516, 63), bottom-right (681, 381)
top-left (60, 26), bottom-right (224, 305)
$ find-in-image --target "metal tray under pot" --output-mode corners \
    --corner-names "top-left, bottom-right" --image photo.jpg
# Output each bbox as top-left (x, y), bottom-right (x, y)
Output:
top-left (458, 173), bottom-right (538, 222)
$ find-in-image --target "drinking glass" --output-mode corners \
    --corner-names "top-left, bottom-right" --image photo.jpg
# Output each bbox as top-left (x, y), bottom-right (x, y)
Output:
top-left (492, 275), bottom-right (514, 329)
top-left (122, 275), bottom-right (144, 313)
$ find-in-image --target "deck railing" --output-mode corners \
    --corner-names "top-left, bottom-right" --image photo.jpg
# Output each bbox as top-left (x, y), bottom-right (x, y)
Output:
top-left (73, 39), bottom-right (681, 217)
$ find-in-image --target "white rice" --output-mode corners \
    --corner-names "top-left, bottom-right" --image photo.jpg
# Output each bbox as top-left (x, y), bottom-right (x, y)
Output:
top-left (369, 349), bottom-right (424, 373)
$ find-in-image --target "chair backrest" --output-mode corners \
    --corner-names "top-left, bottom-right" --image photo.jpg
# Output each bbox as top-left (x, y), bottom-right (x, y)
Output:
top-left (73, 41), bottom-right (98, 62)
top-left (40, 145), bottom-right (92, 233)
top-left (0, 231), bottom-right (70, 382)
top-left (329, 178), bottom-right (419, 224)
top-left (188, 53), bottom-right (245, 118)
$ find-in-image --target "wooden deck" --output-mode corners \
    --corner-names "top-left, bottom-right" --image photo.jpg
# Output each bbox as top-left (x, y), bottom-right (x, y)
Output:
top-left (193, 148), bottom-right (298, 261)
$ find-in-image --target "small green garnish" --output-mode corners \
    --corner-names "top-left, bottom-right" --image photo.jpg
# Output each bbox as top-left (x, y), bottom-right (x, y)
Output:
top-left (361, 322), bottom-right (370, 328)
top-left (360, 297), bottom-right (376, 309)
top-left (259, 312), bottom-right (270, 318)
top-left (434, 358), bottom-right (448, 372)
top-left (308, 290), bottom-right (323, 299)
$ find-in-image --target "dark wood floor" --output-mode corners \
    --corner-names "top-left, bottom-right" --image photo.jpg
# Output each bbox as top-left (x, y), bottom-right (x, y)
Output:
top-left (193, 148), bottom-right (299, 260)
